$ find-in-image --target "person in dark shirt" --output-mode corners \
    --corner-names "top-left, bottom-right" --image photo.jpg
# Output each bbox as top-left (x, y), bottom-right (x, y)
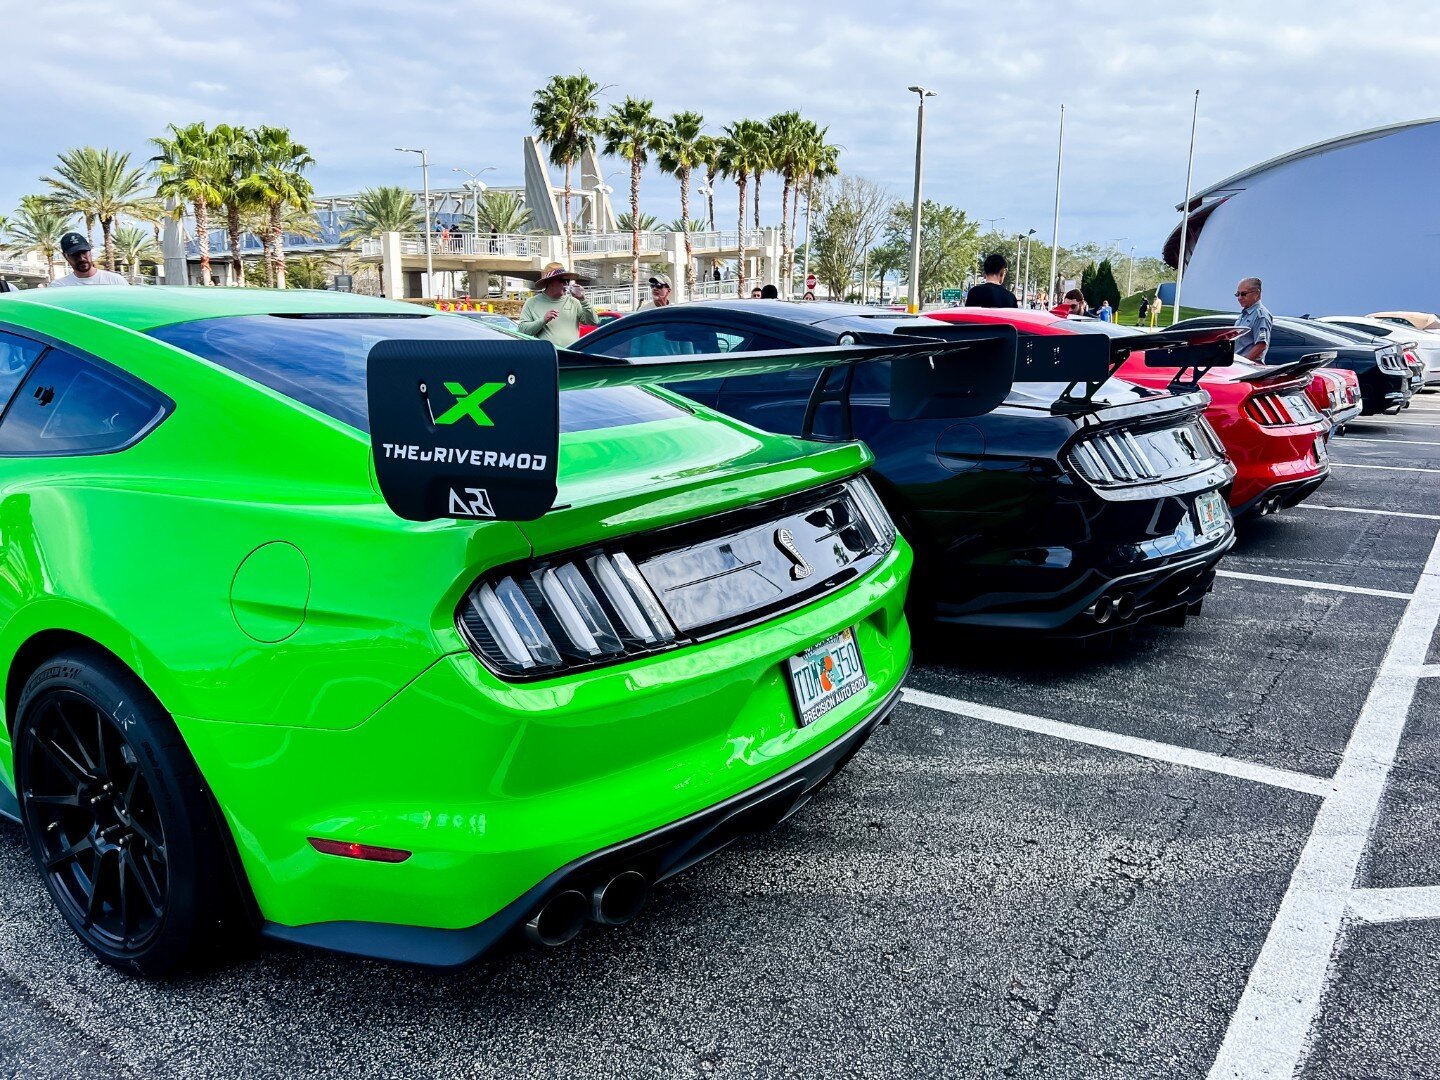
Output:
top-left (965, 253), bottom-right (1018, 308)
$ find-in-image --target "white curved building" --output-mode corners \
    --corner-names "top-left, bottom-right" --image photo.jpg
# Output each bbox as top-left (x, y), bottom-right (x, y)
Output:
top-left (1164, 117), bottom-right (1440, 315)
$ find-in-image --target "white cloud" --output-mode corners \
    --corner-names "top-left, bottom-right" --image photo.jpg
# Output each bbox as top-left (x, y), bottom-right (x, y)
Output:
top-left (1, 0), bottom-right (1436, 256)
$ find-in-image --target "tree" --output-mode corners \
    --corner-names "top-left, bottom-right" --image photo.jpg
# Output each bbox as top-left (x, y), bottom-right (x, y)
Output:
top-left (42, 147), bottom-right (155, 271)
top-left (342, 185), bottom-right (423, 243)
top-left (211, 124), bottom-right (259, 286)
top-left (4, 196), bottom-right (73, 280)
top-left (239, 126), bottom-right (314, 287)
top-left (793, 127), bottom-right (839, 288)
top-left (151, 122), bottom-right (225, 285)
top-left (111, 224), bottom-right (161, 283)
top-left (602, 96), bottom-right (663, 306)
top-left (810, 175), bottom-right (895, 299)
top-left (718, 119), bottom-right (769, 296)
top-left (767, 111), bottom-right (803, 283)
top-left (531, 72), bottom-right (602, 259)
top-left (475, 190), bottom-right (531, 234)
top-left (664, 217), bottom-right (707, 233)
top-left (286, 254), bottom-right (331, 290)
top-left (656, 111), bottom-right (709, 292)
top-left (1091, 258), bottom-right (1122, 310)
top-left (616, 211), bottom-right (658, 232)
top-left (884, 200), bottom-right (980, 302)
top-left (1080, 262), bottom-right (1097, 307)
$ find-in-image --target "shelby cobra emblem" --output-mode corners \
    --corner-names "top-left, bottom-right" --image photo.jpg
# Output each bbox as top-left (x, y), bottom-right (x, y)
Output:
top-left (775, 528), bottom-right (814, 580)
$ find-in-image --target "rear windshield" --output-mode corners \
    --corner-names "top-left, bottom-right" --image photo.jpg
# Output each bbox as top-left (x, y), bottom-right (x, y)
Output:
top-left (148, 313), bottom-right (682, 434)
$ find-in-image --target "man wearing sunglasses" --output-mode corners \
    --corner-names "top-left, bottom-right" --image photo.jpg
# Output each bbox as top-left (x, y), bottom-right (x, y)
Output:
top-left (1233, 277), bottom-right (1272, 361)
top-left (639, 273), bottom-right (673, 310)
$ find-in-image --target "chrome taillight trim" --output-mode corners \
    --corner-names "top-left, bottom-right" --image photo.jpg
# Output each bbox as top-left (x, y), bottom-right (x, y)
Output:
top-left (1067, 419), bottom-right (1223, 489)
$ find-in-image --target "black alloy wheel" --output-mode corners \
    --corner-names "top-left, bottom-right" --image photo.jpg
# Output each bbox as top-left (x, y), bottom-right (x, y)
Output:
top-left (14, 648), bottom-right (248, 975)
top-left (19, 689), bottom-right (169, 954)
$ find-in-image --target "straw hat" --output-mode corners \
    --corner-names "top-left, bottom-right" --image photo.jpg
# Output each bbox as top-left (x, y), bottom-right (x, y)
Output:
top-left (533, 262), bottom-right (590, 288)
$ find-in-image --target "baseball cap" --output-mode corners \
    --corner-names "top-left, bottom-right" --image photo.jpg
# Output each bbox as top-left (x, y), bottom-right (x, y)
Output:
top-left (60, 232), bottom-right (92, 256)
top-left (648, 274), bottom-right (671, 288)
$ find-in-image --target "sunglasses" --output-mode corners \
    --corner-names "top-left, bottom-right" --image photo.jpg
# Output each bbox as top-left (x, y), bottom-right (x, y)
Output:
top-left (1235, 289), bottom-right (1254, 297)
top-left (651, 284), bottom-right (669, 290)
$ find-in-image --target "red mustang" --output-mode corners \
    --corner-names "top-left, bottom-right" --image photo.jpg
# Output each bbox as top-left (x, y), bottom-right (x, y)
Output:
top-left (924, 309), bottom-right (1330, 517)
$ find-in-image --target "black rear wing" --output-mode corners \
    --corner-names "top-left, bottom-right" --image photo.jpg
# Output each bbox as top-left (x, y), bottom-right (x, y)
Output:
top-left (366, 333), bottom-right (1017, 522)
top-left (1049, 327), bottom-right (1247, 406)
top-left (1234, 351), bottom-right (1335, 386)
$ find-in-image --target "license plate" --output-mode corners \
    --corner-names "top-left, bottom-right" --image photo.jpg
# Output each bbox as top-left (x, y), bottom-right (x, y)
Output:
top-left (1195, 489), bottom-right (1228, 537)
top-left (1315, 436), bottom-right (1328, 463)
top-left (786, 628), bottom-right (868, 727)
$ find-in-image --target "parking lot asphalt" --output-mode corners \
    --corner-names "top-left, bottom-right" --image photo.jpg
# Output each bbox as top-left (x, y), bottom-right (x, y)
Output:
top-left (5, 397), bottom-right (1440, 1079)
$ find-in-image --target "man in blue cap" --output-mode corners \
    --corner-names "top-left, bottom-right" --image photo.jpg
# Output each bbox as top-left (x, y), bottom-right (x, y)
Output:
top-left (48, 233), bottom-right (130, 288)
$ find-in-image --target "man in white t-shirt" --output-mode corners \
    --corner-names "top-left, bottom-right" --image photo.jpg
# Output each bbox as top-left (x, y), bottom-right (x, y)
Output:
top-left (48, 232), bottom-right (130, 288)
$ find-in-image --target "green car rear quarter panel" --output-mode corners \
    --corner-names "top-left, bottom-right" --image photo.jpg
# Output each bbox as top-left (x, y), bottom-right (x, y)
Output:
top-left (0, 288), bottom-right (911, 938)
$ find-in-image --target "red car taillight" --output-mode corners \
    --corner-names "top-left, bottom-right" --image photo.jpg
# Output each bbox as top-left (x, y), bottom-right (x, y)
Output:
top-left (1244, 390), bottom-right (1322, 427)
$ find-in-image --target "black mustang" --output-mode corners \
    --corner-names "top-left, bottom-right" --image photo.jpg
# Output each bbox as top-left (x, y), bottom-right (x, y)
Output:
top-left (574, 302), bottom-right (1238, 637)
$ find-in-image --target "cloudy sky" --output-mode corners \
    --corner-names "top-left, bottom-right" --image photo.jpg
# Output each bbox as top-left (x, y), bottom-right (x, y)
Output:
top-left (3, 0), bottom-right (1436, 257)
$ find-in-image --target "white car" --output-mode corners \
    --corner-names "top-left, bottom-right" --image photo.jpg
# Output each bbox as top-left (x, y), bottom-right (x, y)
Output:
top-left (1321, 315), bottom-right (1440, 387)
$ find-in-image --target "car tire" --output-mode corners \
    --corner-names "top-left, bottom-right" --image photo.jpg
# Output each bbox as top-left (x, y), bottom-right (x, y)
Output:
top-left (13, 647), bottom-right (248, 977)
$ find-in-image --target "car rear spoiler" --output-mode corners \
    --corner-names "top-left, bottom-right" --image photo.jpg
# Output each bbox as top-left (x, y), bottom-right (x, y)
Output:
top-left (1046, 326), bottom-right (1244, 408)
top-left (1233, 351), bottom-right (1335, 385)
top-left (366, 332), bottom-right (1017, 522)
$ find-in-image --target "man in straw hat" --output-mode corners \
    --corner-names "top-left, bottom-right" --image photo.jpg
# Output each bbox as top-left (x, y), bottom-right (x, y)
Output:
top-left (518, 262), bottom-right (597, 347)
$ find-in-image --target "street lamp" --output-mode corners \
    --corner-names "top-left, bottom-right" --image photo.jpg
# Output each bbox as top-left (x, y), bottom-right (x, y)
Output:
top-left (1021, 228), bottom-right (1036, 306)
top-left (452, 166), bottom-right (496, 235)
top-left (396, 147), bottom-right (433, 293)
top-left (906, 85), bottom-right (936, 314)
top-left (1127, 245), bottom-right (1136, 296)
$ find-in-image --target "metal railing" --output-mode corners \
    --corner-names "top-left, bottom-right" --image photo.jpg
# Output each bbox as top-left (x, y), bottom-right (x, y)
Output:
top-left (357, 230), bottom-right (765, 260)
top-left (357, 233), bottom-right (545, 258)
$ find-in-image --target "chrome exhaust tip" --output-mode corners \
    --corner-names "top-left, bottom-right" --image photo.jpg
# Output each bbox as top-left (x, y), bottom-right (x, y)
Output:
top-left (1115, 593), bottom-right (1137, 621)
top-left (1091, 596), bottom-right (1114, 625)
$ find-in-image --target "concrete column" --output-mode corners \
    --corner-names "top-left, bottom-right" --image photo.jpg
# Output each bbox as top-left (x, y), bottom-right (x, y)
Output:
top-left (764, 229), bottom-right (781, 288)
top-left (467, 269), bottom-right (488, 297)
top-left (380, 232), bottom-right (404, 300)
top-left (669, 232), bottom-right (687, 303)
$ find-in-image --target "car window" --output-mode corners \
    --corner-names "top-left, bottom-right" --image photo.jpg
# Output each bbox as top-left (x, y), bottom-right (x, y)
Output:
top-left (1270, 326), bottom-right (1306, 347)
top-left (0, 348), bottom-right (166, 455)
top-left (150, 313), bottom-right (682, 434)
top-left (589, 322), bottom-right (713, 358)
top-left (0, 331), bottom-right (47, 417)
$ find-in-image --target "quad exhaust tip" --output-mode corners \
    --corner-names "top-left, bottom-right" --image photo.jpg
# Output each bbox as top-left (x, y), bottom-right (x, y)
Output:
top-left (1091, 596), bottom-right (1114, 624)
top-left (591, 871), bottom-right (649, 927)
top-left (524, 889), bottom-right (588, 947)
top-left (1114, 593), bottom-right (1137, 621)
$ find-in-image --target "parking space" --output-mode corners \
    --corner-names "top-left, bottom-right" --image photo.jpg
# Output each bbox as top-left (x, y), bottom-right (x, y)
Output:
top-left (2, 397), bottom-right (1440, 1077)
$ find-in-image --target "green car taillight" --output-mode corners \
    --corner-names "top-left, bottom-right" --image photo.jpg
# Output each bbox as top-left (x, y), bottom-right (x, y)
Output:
top-left (459, 476), bottom-right (896, 679)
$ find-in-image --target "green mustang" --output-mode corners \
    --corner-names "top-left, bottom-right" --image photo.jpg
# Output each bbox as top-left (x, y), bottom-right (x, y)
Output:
top-left (0, 287), bottom-right (1008, 974)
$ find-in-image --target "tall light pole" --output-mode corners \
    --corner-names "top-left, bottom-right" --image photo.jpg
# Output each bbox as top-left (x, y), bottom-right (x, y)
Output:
top-left (1127, 245), bottom-right (1136, 296)
top-left (1047, 105), bottom-right (1065, 308)
top-left (1173, 89), bottom-right (1200, 326)
top-left (906, 85), bottom-right (936, 314)
top-left (1024, 229), bottom-right (1037, 306)
top-left (452, 166), bottom-right (495, 235)
top-left (396, 147), bottom-right (433, 293)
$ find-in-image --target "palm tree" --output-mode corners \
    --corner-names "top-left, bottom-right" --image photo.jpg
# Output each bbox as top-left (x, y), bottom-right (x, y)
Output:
top-left (531, 72), bottom-right (602, 259)
top-left (767, 111), bottom-right (804, 283)
top-left (601, 96), bottom-right (662, 308)
top-left (4, 196), bottom-right (72, 280)
top-left (476, 190), bottom-right (532, 234)
top-left (616, 211), bottom-right (658, 232)
top-left (112, 224), bottom-right (161, 283)
top-left (664, 217), bottom-right (708, 233)
top-left (793, 126), bottom-right (840, 287)
top-left (342, 185), bottom-right (423, 244)
top-left (719, 120), bottom-right (769, 297)
top-left (239, 126), bottom-right (315, 288)
top-left (42, 147), bottom-right (155, 271)
top-left (151, 122), bottom-right (225, 285)
top-left (212, 124), bottom-right (259, 286)
top-left (656, 111), bottom-right (710, 293)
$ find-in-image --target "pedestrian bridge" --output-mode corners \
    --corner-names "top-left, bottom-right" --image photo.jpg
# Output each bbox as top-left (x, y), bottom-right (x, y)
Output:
top-left (357, 227), bottom-right (785, 307)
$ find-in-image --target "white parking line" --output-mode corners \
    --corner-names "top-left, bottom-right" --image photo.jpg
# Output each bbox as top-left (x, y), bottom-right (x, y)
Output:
top-left (1296, 504), bottom-right (1440, 522)
top-left (1348, 886), bottom-right (1440, 925)
top-left (1337, 437), bottom-right (1440, 448)
top-left (900, 689), bottom-right (1333, 798)
top-left (1209, 527), bottom-right (1440, 1078)
top-left (1414, 665), bottom-right (1440, 679)
top-left (1215, 569), bottom-right (1413, 600)
top-left (1330, 462), bottom-right (1440, 473)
